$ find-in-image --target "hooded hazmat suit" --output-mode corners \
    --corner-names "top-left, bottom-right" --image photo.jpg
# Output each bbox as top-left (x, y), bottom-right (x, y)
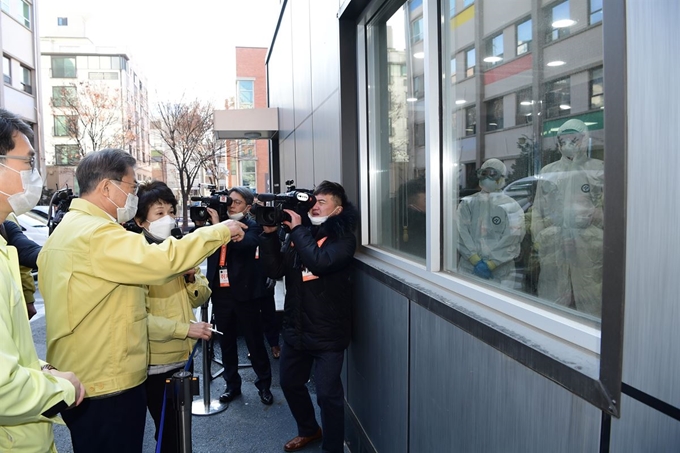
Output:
top-left (458, 159), bottom-right (525, 288)
top-left (530, 119), bottom-right (604, 316)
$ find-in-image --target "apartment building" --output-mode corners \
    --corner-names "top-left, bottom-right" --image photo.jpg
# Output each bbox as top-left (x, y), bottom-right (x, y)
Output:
top-left (1, 0), bottom-right (42, 166)
top-left (38, 8), bottom-right (151, 192)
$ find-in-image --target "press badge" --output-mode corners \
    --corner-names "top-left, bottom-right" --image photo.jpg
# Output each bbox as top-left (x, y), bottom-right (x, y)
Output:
top-left (301, 237), bottom-right (328, 282)
top-left (218, 245), bottom-right (230, 287)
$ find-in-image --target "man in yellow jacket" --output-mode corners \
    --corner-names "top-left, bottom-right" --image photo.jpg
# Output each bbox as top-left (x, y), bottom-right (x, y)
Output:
top-left (0, 108), bottom-right (85, 452)
top-left (38, 149), bottom-right (246, 452)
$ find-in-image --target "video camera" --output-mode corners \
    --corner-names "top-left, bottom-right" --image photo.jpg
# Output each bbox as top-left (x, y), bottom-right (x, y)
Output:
top-left (189, 187), bottom-right (233, 223)
top-left (251, 180), bottom-right (316, 227)
top-left (48, 186), bottom-right (77, 235)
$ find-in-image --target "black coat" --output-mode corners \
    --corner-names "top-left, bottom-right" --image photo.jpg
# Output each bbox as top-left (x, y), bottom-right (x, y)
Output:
top-left (1, 220), bottom-right (41, 268)
top-left (206, 216), bottom-right (272, 302)
top-left (259, 205), bottom-right (357, 351)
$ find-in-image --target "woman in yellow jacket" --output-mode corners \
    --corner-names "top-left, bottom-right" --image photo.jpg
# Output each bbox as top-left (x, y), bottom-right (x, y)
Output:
top-left (131, 181), bottom-right (214, 453)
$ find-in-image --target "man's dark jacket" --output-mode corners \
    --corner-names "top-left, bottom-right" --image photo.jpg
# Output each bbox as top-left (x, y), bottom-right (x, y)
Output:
top-left (258, 205), bottom-right (357, 351)
top-left (1, 220), bottom-right (41, 268)
top-left (206, 216), bottom-right (272, 302)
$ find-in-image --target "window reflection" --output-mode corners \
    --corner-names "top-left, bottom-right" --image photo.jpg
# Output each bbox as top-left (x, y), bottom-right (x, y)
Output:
top-left (441, 0), bottom-right (605, 319)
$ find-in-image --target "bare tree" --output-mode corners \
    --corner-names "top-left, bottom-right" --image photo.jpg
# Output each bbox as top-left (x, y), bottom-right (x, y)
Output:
top-left (51, 82), bottom-right (136, 158)
top-left (155, 98), bottom-right (215, 228)
top-left (197, 134), bottom-right (226, 188)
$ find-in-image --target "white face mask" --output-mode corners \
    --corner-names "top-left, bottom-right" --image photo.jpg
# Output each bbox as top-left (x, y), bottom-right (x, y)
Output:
top-left (479, 178), bottom-right (499, 193)
top-left (0, 164), bottom-right (43, 215)
top-left (147, 215), bottom-right (176, 240)
top-left (307, 207), bottom-right (339, 226)
top-left (560, 143), bottom-right (579, 158)
top-left (228, 212), bottom-right (245, 221)
top-left (107, 183), bottom-right (138, 224)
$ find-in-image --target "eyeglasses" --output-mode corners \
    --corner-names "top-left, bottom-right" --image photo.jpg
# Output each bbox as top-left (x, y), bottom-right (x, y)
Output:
top-left (556, 135), bottom-right (583, 148)
top-left (476, 168), bottom-right (502, 181)
top-left (113, 179), bottom-right (139, 195)
top-left (0, 154), bottom-right (36, 172)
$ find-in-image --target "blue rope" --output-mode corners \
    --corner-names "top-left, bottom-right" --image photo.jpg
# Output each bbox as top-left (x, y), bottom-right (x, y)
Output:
top-left (156, 340), bottom-right (200, 453)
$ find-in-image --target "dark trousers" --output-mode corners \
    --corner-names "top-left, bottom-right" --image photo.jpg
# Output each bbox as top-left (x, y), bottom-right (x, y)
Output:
top-left (260, 294), bottom-right (280, 348)
top-left (213, 296), bottom-right (272, 391)
top-left (280, 342), bottom-right (346, 453)
top-left (61, 383), bottom-right (147, 453)
top-left (145, 367), bottom-right (188, 453)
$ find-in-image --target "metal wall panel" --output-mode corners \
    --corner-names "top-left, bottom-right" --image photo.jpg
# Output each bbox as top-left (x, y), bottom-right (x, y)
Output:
top-left (292, 0), bottom-right (313, 129)
top-left (294, 116), bottom-right (315, 188)
top-left (272, 6), bottom-right (295, 140)
top-left (622, 0), bottom-right (680, 404)
top-left (312, 90), bottom-right (343, 183)
top-left (310, 0), bottom-right (340, 111)
top-left (409, 302), bottom-right (601, 453)
top-left (347, 272), bottom-right (409, 453)
top-left (280, 134), bottom-right (297, 185)
top-left (611, 395), bottom-right (680, 452)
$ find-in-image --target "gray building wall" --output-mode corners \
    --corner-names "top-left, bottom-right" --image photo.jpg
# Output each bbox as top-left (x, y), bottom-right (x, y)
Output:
top-left (266, 0), bottom-right (680, 451)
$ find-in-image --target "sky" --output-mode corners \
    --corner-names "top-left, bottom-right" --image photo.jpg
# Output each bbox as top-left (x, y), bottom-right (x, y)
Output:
top-left (42, 0), bottom-right (281, 107)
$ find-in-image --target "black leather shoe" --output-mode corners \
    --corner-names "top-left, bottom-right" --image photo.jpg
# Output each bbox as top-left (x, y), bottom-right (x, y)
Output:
top-left (219, 388), bottom-right (241, 403)
top-left (259, 388), bottom-right (273, 405)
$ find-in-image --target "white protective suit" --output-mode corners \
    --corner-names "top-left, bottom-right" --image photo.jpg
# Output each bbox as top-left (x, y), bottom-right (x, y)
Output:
top-left (531, 119), bottom-right (604, 316)
top-left (458, 159), bottom-right (526, 288)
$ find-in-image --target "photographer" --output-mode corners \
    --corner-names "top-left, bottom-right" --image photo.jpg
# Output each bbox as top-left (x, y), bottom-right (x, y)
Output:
top-left (0, 107), bottom-right (85, 452)
top-left (38, 149), bottom-right (246, 452)
top-left (206, 187), bottom-right (274, 406)
top-left (258, 180), bottom-right (357, 453)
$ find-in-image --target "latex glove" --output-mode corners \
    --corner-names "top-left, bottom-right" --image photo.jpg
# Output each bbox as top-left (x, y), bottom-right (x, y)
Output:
top-left (473, 260), bottom-right (493, 279)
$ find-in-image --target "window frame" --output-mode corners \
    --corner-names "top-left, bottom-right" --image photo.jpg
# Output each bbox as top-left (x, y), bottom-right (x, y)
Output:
top-left (484, 32), bottom-right (504, 67)
top-left (465, 47), bottom-right (475, 77)
top-left (20, 65), bottom-right (32, 94)
top-left (354, 0), bottom-right (625, 417)
top-left (590, 0), bottom-right (603, 25)
top-left (2, 55), bottom-right (11, 84)
top-left (545, 0), bottom-right (571, 43)
top-left (57, 17), bottom-right (68, 26)
top-left (51, 56), bottom-right (77, 78)
top-left (54, 144), bottom-right (81, 166)
top-left (236, 79), bottom-right (255, 109)
top-left (54, 115), bottom-right (77, 137)
top-left (485, 97), bottom-right (503, 131)
top-left (589, 66), bottom-right (604, 110)
top-left (21, 0), bottom-right (30, 28)
top-left (516, 18), bottom-right (532, 56)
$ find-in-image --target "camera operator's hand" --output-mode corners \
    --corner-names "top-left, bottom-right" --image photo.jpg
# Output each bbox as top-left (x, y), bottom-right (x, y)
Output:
top-left (187, 321), bottom-right (213, 341)
top-left (282, 209), bottom-right (302, 230)
top-left (47, 369), bottom-right (85, 407)
top-left (206, 207), bottom-right (220, 226)
top-left (183, 268), bottom-right (196, 283)
top-left (221, 219), bottom-right (247, 242)
top-left (263, 225), bottom-right (279, 234)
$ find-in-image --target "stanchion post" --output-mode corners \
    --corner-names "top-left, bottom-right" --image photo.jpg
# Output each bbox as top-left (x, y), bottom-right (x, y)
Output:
top-left (169, 370), bottom-right (199, 453)
top-left (192, 302), bottom-right (229, 416)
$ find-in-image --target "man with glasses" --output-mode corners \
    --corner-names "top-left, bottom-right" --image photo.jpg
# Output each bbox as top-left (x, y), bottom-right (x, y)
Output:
top-left (457, 158), bottom-right (525, 287)
top-left (0, 107), bottom-right (85, 452)
top-left (38, 148), bottom-right (247, 452)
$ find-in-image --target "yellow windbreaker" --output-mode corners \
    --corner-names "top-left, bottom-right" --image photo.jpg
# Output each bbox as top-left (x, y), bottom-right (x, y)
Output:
top-left (0, 236), bottom-right (75, 452)
top-left (37, 199), bottom-right (230, 398)
top-left (146, 266), bottom-right (211, 366)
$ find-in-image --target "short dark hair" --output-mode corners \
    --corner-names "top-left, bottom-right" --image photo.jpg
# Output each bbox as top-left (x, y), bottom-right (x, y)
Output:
top-left (135, 180), bottom-right (177, 223)
top-left (228, 186), bottom-right (254, 205)
top-left (313, 180), bottom-right (348, 207)
top-left (76, 149), bottom-right (136, 195)
top-left (0, 108), bottom-right (34, 156)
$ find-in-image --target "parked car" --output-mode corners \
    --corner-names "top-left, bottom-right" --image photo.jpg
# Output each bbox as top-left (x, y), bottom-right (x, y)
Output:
top-left (16, 212), bottom-right (49, 247)
top-left (30, 205), bottom-right (51, 221)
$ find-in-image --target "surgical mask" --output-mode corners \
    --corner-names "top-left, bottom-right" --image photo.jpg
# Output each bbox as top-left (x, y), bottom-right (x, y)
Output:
top-left (560, 143), bottom-right (579, 158)
top-left (308, 207), bottom-right (338, 226)
top-left (479, 178), bottom-right (500, 193)
top-left (107, 183), bottom-right (138, 224)
top-left (0, 164), bottom-right (43, 215)
top-left (228, 212), bottom-right (245, 221)
top-left (147, 215), bottom-right (176, 240)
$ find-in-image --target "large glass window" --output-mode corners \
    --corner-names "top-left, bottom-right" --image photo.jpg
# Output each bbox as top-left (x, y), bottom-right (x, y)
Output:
top-left (364, 0), bottom-right (607, 329)
top-left (2, 55), bottom-right (10, 84)
top-left (237, 80), bottom-right (254, 109)
top-left (52, 86), bottom-right (77, 107)
top-left (516, 18), bottom-right (532, 55)
top-left (411, 17), bottom-right (423, 43)
top-left (54, 115), bottom-right (77, 137)
top-left (545, 1), bottom-right (572, 43)
top-left (465, 47), bottom-right (475, 77)
top-left (484, 33), bottom-right (504, 66)
top-left (21, 0), bottom-right (30, 28)
top-left (55, 145), bottom-right (81, 165)
top-left (21, 65), bottom-right (32, 94)
top-left (52, 56), bottom-right (77, 78)
top-left (240, 160), bottom-right (256, 188)
top-left (367, 3), bottom-right (427, 261)
top-left (590, 0), bottom-right (602, 25)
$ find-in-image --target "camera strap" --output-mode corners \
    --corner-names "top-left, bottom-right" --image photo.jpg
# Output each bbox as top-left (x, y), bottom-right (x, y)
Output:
top-left (218, 245), bottom-right (230, 287)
